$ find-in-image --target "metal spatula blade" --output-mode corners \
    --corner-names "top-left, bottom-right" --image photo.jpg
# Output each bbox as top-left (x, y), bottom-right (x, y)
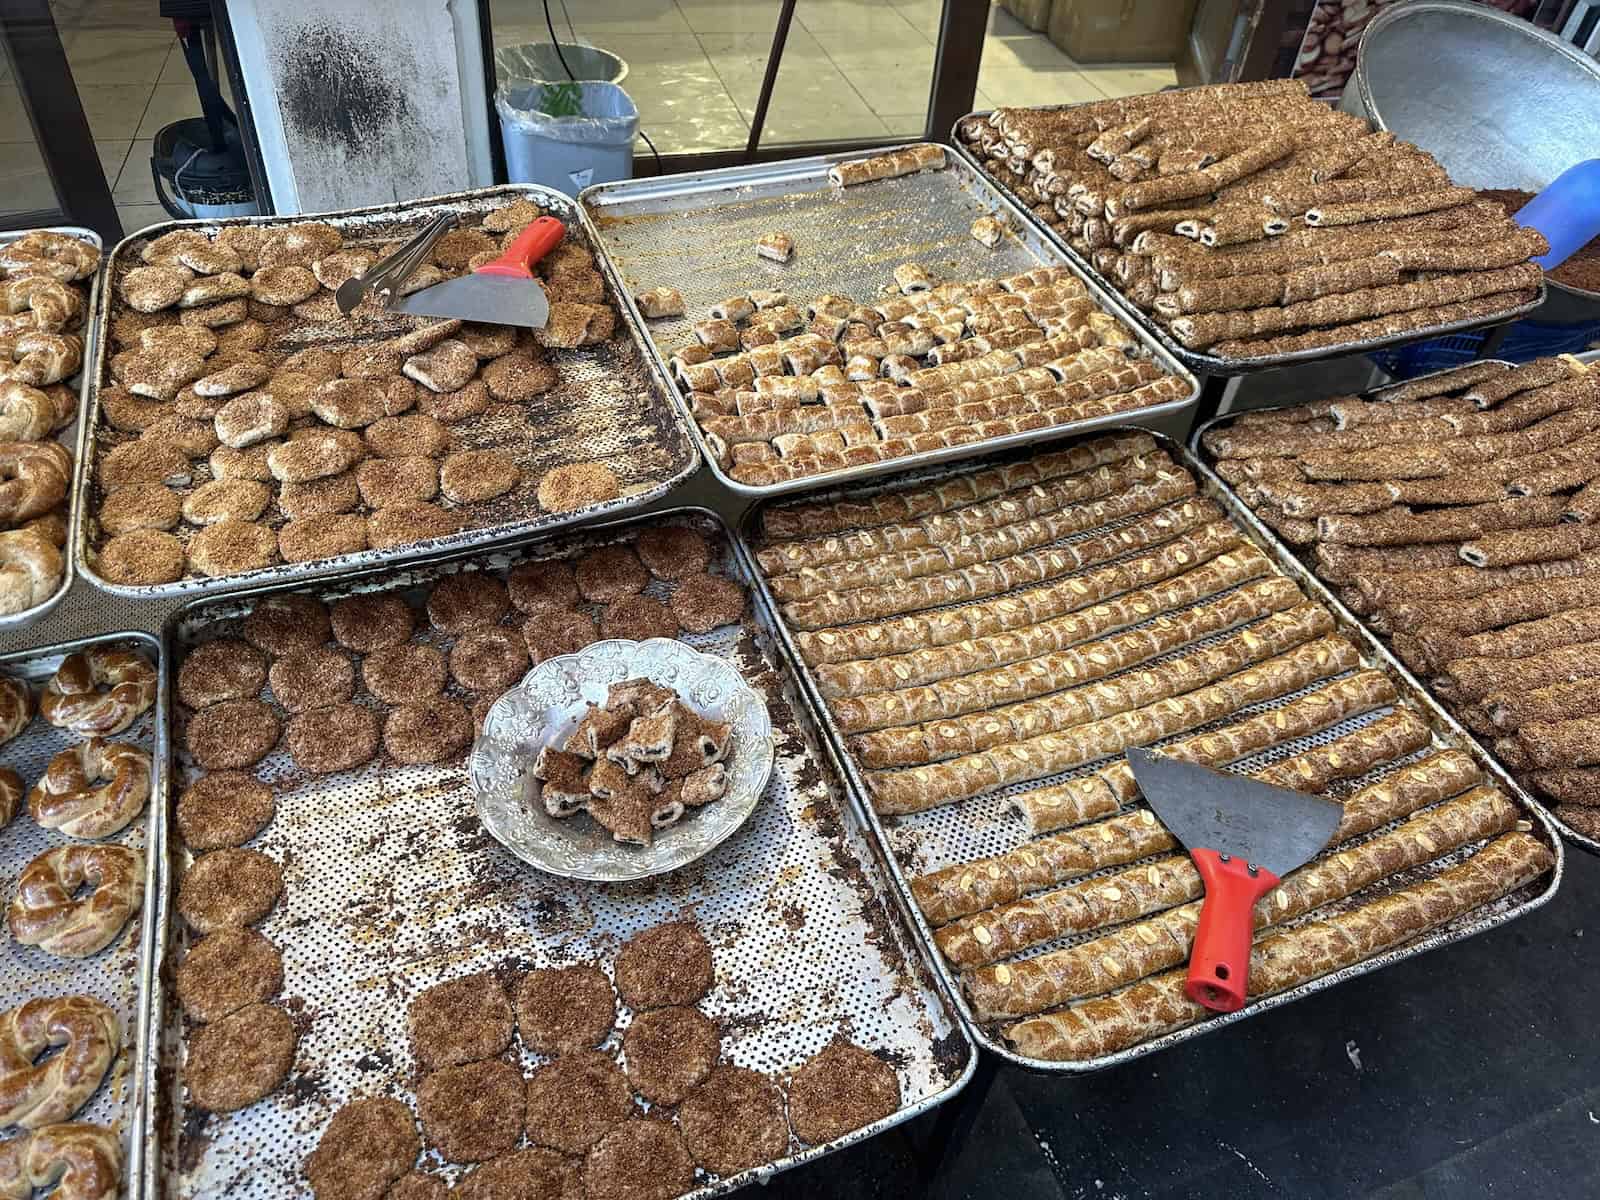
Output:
top-left (1127, 747), bottom-right (1342, 1013)
top-left (390, 215), bottom-right (562, 328)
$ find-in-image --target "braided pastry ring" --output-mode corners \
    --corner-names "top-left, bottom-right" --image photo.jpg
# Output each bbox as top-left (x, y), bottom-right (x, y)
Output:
top-left (0, 441), bottom-right (70, 525)
top-left (0, 232), bottom-right (100, 282)
top-left (0, 674), bottom-right (32, 746)
top-left (0, 278), bottom-right (81, 333)
top-left (27, 740), bottom-right (151, 839)
top-left (0, 382), bottom-right (60, 442)
top-left (0, 1122), bottom-right (121, 1200)
top-left (0, 770), bottom-right (20, 826)
top-left (0, 998), bottom-right (119, 1128)
top-left (6, 845), bottom-right (143, 958)
top-left (40, 650), bottom-right (156, 737)
top-left (0, 529), bottom-right (62, 616)
top-left (2, 333), bottom-right (83, 387)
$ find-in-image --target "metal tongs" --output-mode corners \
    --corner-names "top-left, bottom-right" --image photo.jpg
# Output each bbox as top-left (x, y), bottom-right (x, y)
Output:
top-left (335, 212), bottom-right (457, 316)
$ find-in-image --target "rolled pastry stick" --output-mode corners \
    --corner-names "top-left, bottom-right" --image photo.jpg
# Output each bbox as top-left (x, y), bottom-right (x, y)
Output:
top-left (1252, 503), bottom-right (1317, 546)
top-left (1382, 227), bottom-right (1549, 272)
top-left (761, 431), bottom-right (1154, 539)
top-left (1313, 541), bottom-right (1468, 586)
top-left (780, 496), bottom-right (1217, 629)
top-left (1258, 481), bottom-right (1395, 518)
top-left (1015, 669), bottom-right (1399, 835)
top-left (1298, 409), bottom-right (1600, 482)
top-left (1562, 476), bottom-right (1600, 523)
top-left (1352, 551), bottom-right (1600, 609)
top-left (1510, 713), bottom-right (1600, 768)
top-left (1437, 640), bottom-right (1600, 704)
top-left (1252, 707), bottom-right (1432, 793)
top-left (1529, 767), bottom-right (1600, 807)
top-left (1386, 474), bottom-right (1516, 507)
top-left (1441, 372), bottom-right (1600, 437)
top-left (1461, 356), bottom-right (1577, 408)
top-left (1506, 458), bottom-right (1600, 498)
top-left (1486, 677), bottom-right (1600, 731)
top-left (818, 558), bottom-right (1286, 703)
top-left (964, 784), bottom-right (1516, 1013)
top-left (1002, 831), bottom-right (1552, 1062)
top-left (1175, 256), bottom-right (1400, 315)
top-left (1389, 576), bottom-right (1597, 636)
top-left (866, 636), bottom-right (1358, 814)
top-left (845, 605), bottom-right (1332, 761)
top-left (1461, 526), bottom-right (1600, 569)
top-left (1316, 496), bottom-right (1566, 547)
top-left (1303, 185), bottom-right (1476, 227)
top-left (1325, 394), bottom-right (1480, 429)
top-left (1556, 805), bottom-right (1600, 838)
top-left (1204, 417), bottom-right (1456, 460)
top-left (827, 145), bottom-right (947, 187)
top-left (1372, 361), bottom-right (1510, 404)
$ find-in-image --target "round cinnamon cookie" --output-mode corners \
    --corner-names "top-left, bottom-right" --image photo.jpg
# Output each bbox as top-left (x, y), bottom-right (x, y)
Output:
top-left (281, 345), bottom-right (342, 383)
top-left (310, 378), bottom-right (385, 429)
top-left (361, 644), bottom-right (446, 706)
top-left (279, 471), bottom-right (359, 520)
top-left (355, 457), bottom-right (438, 508)
top-left (415, 379), bottom-right (488, 424)
top-left (279, 513), bottom-right (368, 563)
top-left (614, 922), bottom-right (713, 1010)
top-left (458, 323), bottom-right (518, 359)
top-left (250, 264), bottom-right (319, 306)
top-left (99, 385), bottom-right (168, 433)
top-left (187, 519), bottom-right (278, 577)
top-left (679, 1066), bottom-right (789, 1176)
top-left (242, 593), bottom-right (331, 655)
top-left (452, 1149), bottom-right (579, 1200)
top-left (269, 646), bottom-right (355, 712)
top-left (213, 318), bottom-right (271, 356)
top-left (100, 483), bottom-right (182, 534)
top-left (384, 698), bottom-right (471, 765)
top-left (535, 461), bottom-right (620, 514)
top-left (185, 698), bottom-right (281, 769)
top-left (621, 1006), bottom-right (720, 1106)
top-left (177, 848), bottom-right (284, 932)
top-left (785, 1041), bottom-right (900, 1145)
top-left (304, 1097), bottom-right (420, 1200)
top-left (408, 972), bottom-right (514, 1072)
top-left (574, 546), bottom-right (648, 603)
top-left (416, 1059), bottom-right (524, 1164)
top-left (600, 596), bottom-right (679, 643)
top-left (98, 529), bottom-right (185, 585)
top-left (482, 352), bottom-right (559, 403)
top-left (330, 593), bottom-right (415, 652)
top-left (310, 249), bottom-right (376, 291)
top-left (439, 450), bottom-right (519, 504)
top-left (177, 638), bottom-right (267, 708)
top-left (583, 1120), bottom-right (695, 1200)
top-left (507, 561), bottom-right (579, 614)
top-left (670, 574), bottom-right (744, 635)
top-left (185, 1002), bottom-right (296, 1112)
top-left (100, 440), bottom-right (191, 489)
top-left (635, 527), bottom-right (712, 581)
top-left (210, 441), bottom-right (277, 482)
top-left (175, 928), bottom-right (284, 1022)
top-left (363, 413), bottom-right (449, 459)
top-left (426, 573), bottom-right (509, 633)
top-left (141, 411), bottom-right (221, 456)
top-left (523, 1050), bottom-right (634, 1155)
top-left (448, 627), bottom-right (528, 693)
top-left (522, 610), bottom-right (597, 665)
top-left (384, 1173), bottom-right (445, 1200)
top-left (261, 370), bottom-right (318, 418)
top-left (181, 479), bottom-right (271, 526)
top-left (176, 771), bottom-right (274, 850)
top-left (367, 502), bottom-right (461, 551)
top-left (286, 701), bottom-right (380, 775)
top-left (429, 227), bottom-right (496, 270)
top-left (515, 964), bottom-right (615, 1056)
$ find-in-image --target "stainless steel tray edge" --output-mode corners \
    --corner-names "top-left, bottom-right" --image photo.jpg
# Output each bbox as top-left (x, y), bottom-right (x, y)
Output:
top-left (77, 184), bottom-right (700, 604)
top-left (948, 124), bottom-right (1547, 377)
top-left (737, 426), bottom-right (1562, 1072)
top-left (143, 503), bottom-right (975, 1200)
top-left (581, 146), bottom-right (1200, 500)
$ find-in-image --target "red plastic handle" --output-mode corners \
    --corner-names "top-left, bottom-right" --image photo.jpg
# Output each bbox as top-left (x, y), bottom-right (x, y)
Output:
top-left (1185, 849), bottom-right (1279, 1013)
top-left (475, 216), bottom-right (564, 279)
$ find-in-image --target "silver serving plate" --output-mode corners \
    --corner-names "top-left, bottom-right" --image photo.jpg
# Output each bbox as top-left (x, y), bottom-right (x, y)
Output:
top-left (471, 636), bottom-right (775, 882)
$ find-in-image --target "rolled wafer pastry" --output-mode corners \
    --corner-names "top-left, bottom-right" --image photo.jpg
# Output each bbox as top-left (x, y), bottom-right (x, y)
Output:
top-left (1252, 707), bottom-right (1433, 793)
top-left (866, 637), bottom-right (1359, 814)
top-left (1510, 714), bottom-right (1600, 768)
top-left (964, 783), bottom-right (1515, 1014)
top-left (1203, 417), bottom-right (1454, 460)
top-left (1001, 832), bottom-right (1553, 1061)
top-left (1015, 670), bottom-right (1399, 834)
top-left (1463, 357), bottom-right (1577, 409)
top-left (1352, 551), bottom-right (1600, 608)
top-left (1313, 541), bottom-right (1467, 585)
top-left (1372, 361), bottom-right (1509, 404)
top-left (1486, 678), bottom-right (1600, 731)
top-left (1385, 475), bottom-right (1514, 507)
top-left (781, 497), bottom-right (1218, 629)
top-left (1505, 458), bottom-right (1600, 498)
top-left (1441, 372), bottom-right (1600, 437)
top-left (1175, 257), bottom-right (1401, 315)
top-left (816, 561), bottom-right (1290, 703)
top-left (1380, 226), bottom-right (1548, 271)
top-left (794, 523), bottom-right (1248, 665)
top-left (1562, 476), bottom-right (1600, 523)
top-left (1529, 767), bottom-right (1600, 807)
top-left (1325, 395), bottom-right (1480, 429)
top-left (1316, 496), bottom-right (1566, 547)
top-left (1259, 481), bottom-right (1395, 518)
top-left (1263, 169), bottom-right (1452, 215)
top-left (1436, 640), bottom-right (1600, 703)
top-left (1298, 410), bottom-right (1600, 481)
top-left (1208, 289), bottom-right (1540, 359)
top-left (1390, 576), bottom-right (1596, 636)
top-left (1449, 606), bottom-right (1600, 662)
top-left (1556, 805), bottom-right (1600, 837)
top-left (1303, 186), bottom-right (1476, 226)
top-left (846, 608), bottom-right (1337, 764)
top-left (1460, 526), bottom-right (1600, 568)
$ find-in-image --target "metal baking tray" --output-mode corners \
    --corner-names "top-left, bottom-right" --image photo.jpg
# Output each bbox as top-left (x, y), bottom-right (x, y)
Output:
top-left (736, 428), bottom-right (1563, 1071)
top-left (580, 146), bottom-right (1200, 498)
top-left (146, 507), bottom-right (974, 1199)
top-left (950, 115), bottom-right (1547, 377)
top-left (0, 225), bottom-right (103, 631)
top-left (0, 630), bottom-right (167, 1196)
top-left (1188, 379), bottom-right (1600, 858)
top-left (79, 184), bottom-right (699, 603)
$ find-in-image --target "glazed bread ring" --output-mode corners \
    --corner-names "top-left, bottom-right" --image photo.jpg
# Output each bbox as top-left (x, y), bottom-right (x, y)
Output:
top-left (0, 232), bottom-right (99, 282)
top-left (27, 739), bottom-right (151, 839)
top-left (7, 844), bottom-right (143, 957)
top-left (0, 997), bottom-right (119, 1128)
top-left (0, 441), bottom-right (71, 525)
top-left (0, 277), bottom-right (82, 332)
top-left (40, 648), bottom-right (157, 737)
top-left (2, 333), bottom-right (82, 387)
top-left (0, 529), bottom-right (62, 615)
top-left (0, 1122), bottom-right (121, 1200)
top-left (0, 674), bottom-right (32, 746)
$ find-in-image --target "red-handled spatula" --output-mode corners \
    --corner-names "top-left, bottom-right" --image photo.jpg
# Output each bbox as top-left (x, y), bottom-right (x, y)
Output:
top-left (1126, 747), bottom-right (1342, 1013)
top-left (390, 215), bottom-right (565, 328)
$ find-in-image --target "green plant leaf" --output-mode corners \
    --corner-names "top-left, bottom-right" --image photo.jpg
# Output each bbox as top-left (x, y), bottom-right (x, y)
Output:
top-left (537, 82), bottom-right (585, 118)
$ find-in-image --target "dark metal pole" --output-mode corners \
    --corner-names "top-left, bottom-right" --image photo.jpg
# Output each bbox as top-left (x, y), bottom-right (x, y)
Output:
top-left (745, 0), bottom-right (799, 162)
top-left (927, 0), bottom-right (990, 144)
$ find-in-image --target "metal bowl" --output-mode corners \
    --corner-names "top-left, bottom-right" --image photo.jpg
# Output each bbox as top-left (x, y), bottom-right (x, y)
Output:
top-left (468, 637), bottom-right (775, 882)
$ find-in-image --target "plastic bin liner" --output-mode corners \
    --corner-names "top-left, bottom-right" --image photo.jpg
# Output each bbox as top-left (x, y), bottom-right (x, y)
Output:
top-left (495, 80), bottom-right (638, 196)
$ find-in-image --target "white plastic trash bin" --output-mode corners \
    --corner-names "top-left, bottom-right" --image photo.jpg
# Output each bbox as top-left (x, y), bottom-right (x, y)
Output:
top-left (496, 80), bottom-right (638, 197)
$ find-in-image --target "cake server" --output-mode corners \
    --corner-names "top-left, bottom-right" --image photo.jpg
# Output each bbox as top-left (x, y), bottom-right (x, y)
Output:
top-left (390, 216), bottom-right (563, 328)
top-left (1126, 747), bottom-right (1342, 1014)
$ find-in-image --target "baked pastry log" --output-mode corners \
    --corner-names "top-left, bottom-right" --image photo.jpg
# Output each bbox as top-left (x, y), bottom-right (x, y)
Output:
top-left (1000, 832), bottom-right (1552, 1061)
top-left (1460, 525), bottom-right (1600, 569)
top-left (1437, 640), bottom-right (1600, 704)
top-left (1373, 361), bottom-right (1509, 404)
top-left (1486, 678), bottom-right (1600, 731)
top-left (1316, 496), bottom-right (1568, 546)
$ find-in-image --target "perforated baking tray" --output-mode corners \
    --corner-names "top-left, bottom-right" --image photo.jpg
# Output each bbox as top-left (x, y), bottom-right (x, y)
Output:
top-left (0, 225), bottom-right (102, 631)
top-left (950, 115), bottom-right (1546, 377)
top-left (737, 429), bottom-right (1563, 1071)
top-left (78, 185), bottom-right (698, 602)
top-left (146, 507), bottom-right (973, 1199)
top-left (581, 147), bottom-right (1200, 497)
top-left (0, 630), bottom-right (167, 1196)
top-left (1188, 374), bottom-right (1600, 859)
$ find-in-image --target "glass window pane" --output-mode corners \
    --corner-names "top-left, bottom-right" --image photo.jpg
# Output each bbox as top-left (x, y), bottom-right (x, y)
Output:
top-left (976, 4), bottom-right (1177, 114)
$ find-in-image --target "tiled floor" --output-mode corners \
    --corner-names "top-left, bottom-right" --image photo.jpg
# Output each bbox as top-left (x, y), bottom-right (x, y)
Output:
top-left (3, 0), bottom-right (1172, 230)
